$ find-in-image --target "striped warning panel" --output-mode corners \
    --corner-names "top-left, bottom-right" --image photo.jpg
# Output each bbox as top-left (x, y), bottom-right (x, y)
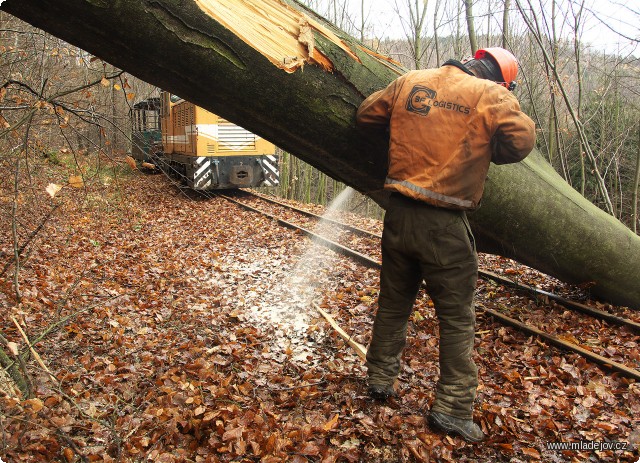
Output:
top-left (193, 156), bottom-right (213, 189)
top-left (260, 155), bottom-right (279, 186)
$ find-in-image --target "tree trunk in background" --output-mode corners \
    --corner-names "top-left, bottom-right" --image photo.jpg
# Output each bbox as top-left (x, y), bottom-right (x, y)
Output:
top-left (633, 123), bottom-right (640, 234)
top-left (397, 0), bottom-right (429, 70)
top-left (433, 0), bottom-right (441, 66)
top-left (359, 0), bottom-right (365, 42)
top-left (502, 0), bottom-right (510, 49)
top-left (571, 0), bottom-right (586, 196)
top-left (2, 0), bottom-right (640, 309)
top-left (464, 0), bottom-right (478, 54)
top-left (547, 98), bottom-right (557, 164)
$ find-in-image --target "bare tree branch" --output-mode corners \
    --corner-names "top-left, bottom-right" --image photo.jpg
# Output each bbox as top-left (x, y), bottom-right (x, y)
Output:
top-left (515, 0), bottom-right (615, 214)
top-left (583, 5), bottom-right (639, 44)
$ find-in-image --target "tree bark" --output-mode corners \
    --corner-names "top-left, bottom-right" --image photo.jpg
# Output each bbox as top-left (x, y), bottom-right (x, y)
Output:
top-left (2, 0), bottom-right (640, 309)
top-left (0, 346), bottom-right (29, 397)
top-left (464, 0), bottom-right (478, 55)
top-left (633, 122), bottom-right (640, 234)
top-left (502, 0), bottom-right (510, 49)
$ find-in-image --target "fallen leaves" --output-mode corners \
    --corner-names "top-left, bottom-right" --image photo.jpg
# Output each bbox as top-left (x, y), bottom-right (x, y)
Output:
top-left (322, 413), bottom-right (340, 431)
top-left (1, 175), bottom-right (639, 463)
top-left (6, 341), bottom-right (19, 355)
top-left (0, 114), bottom-right (10, 128)
top-left (46, 183), bottom-right (62, 198)
top-left (124, 155), bottom-right (137, 170)
top-left (23, 397), bottom-right (44, 413)
top-left (68, 175), bottom-right (83, 188)
top-left (521, 447), bottom-right (541, 458)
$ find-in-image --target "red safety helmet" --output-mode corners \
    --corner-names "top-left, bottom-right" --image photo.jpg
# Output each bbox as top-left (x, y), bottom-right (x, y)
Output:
top-left (474, 47), bottom-right (518, 90)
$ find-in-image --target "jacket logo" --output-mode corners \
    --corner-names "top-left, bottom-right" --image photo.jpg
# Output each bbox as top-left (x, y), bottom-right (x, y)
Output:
top-left (406, 85), bottom-right (436, 116)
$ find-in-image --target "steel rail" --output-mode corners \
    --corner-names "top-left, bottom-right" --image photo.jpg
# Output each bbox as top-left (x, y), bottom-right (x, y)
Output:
top-left (479, 270), bottom-right (640, 334)
top-left (219, 194), bottom-right (376, 267)
top-left (221, 193), bottom-right (640, 380)
top-left (239, 190), bottom-right (382, 238)
top-left (240, 191), bottom-right (640, 335)
top-left (480, 305), bottom-right (640, 381)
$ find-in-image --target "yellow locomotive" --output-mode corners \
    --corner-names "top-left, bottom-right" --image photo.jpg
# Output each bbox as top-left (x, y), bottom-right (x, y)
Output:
top-left (131, 91), bottom-right (279, 189)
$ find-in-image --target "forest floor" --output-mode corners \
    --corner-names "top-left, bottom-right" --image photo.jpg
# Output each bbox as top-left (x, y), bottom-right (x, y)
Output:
top-left (1, 172), bottom-right (639, 463)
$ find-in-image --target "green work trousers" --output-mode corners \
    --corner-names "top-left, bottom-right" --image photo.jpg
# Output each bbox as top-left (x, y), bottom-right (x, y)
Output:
top-left (366, 193), bottom-right (479, 419)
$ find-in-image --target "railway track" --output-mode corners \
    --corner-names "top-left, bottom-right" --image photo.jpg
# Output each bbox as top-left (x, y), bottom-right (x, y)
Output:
top-left (221, 190), bottom-right (640, 381)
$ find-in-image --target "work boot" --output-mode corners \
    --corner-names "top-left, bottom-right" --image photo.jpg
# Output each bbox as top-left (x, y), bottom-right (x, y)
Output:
top-left (367, 384), bottom-right (397, 401)
top-left (427, 411), bottom-right (485, 443)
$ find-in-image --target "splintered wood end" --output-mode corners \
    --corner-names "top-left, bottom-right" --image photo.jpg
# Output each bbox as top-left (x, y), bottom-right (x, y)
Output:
top-left (194, 0), bottom-right (361, 73)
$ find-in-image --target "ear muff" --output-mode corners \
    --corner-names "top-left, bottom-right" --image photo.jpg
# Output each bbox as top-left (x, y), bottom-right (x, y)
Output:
top-left (475, 48), bottom-right (519, 91)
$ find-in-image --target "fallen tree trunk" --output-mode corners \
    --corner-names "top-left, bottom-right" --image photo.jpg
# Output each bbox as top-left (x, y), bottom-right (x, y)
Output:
top-left (2, 0), bottom-right (639, 308)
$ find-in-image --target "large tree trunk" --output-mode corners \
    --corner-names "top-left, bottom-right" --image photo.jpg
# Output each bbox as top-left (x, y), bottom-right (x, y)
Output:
top-left (2, 0), bottom-right (639, 309)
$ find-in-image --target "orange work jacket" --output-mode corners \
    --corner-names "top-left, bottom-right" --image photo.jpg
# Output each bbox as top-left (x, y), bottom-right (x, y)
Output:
top-left (356, 61), bottom-right (536, 210)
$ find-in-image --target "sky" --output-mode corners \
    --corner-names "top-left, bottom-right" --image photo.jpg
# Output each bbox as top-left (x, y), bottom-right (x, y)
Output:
top-left (308, 0), bottom-right (639, 57)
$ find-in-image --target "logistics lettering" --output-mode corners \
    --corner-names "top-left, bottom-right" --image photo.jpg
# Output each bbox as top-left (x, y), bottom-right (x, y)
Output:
top-left (405, 85), bottom-right (470, 116)
top-left (431, 100), bottom-right (471, 114)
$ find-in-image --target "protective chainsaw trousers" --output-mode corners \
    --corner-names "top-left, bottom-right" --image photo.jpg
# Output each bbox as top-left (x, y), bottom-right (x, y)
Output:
top-left (366, 193), bottom-right (479, 419)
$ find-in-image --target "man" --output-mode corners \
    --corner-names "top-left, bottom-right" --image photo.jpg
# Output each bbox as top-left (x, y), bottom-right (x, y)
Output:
top-left (356, 47), bottom-right (535, 442)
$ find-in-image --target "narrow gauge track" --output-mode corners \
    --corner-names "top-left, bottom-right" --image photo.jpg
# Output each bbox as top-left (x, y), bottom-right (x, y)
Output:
top-left (238, 191), bottom-right (640, 332)
top-left (238, 190), bottom-right (382, 239)
top-left (221, 191), bottom-right (640, 381)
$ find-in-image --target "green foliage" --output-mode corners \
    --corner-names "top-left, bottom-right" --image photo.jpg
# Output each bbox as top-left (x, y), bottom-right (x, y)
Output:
top-left (42, 150), bottom-right (62, 165)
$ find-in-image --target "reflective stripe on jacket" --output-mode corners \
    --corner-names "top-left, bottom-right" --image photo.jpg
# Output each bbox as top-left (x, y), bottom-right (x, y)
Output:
top-left (356, 62), bottom-right (536, 210)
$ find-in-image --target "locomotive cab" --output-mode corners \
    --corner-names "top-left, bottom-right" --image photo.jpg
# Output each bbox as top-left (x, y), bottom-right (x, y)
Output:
top-left (131, 97), bottom-right (161, 163)
top-left (158, 91), bottom-right (279, 190)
